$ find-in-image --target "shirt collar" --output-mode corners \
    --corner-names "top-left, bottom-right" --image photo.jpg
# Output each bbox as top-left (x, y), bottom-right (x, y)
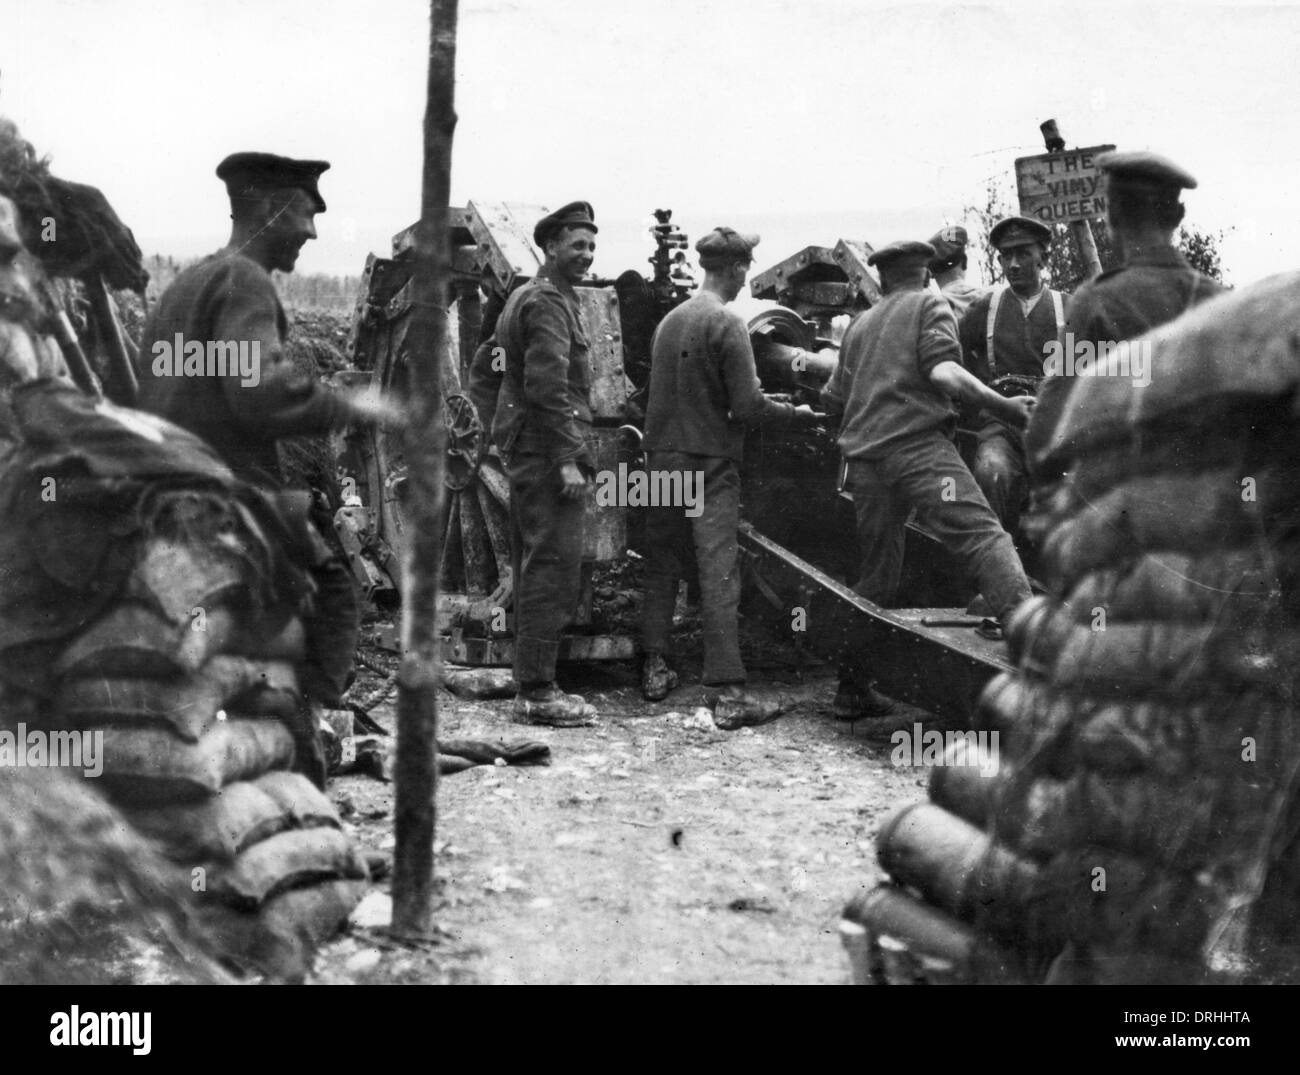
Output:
top-left (1009, 280), bottom-right (1044, 302)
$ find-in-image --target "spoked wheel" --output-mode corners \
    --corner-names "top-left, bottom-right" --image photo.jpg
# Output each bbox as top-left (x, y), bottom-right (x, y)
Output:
top-left (444, 392), bottom-right (484, 491)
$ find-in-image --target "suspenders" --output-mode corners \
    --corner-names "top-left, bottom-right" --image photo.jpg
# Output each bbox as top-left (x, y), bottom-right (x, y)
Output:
top-left (985, 286), bottom-right (1004, 377)
top-left (985, 285), bottom-right (1064, 378)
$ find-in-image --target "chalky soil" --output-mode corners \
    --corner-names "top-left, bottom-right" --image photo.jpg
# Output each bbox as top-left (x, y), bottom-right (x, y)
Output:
top-left (314, 652), bottom-right (936, 986)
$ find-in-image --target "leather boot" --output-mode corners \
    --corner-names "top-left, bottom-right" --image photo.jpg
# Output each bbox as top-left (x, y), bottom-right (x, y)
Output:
top-left (640, 653), bottom-right (678, 701)
top-left (831, 680), bottom-right (898, 720)
top-left (708, 684), bottom-right (785, 731)
top-left (511, 682), bottom-right (598, 727)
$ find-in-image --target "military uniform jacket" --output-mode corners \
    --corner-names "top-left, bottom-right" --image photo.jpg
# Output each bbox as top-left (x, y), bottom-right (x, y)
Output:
top-left (643, 290), bottom-right (795, 462)
top-left (1029, 247), bottom-right (1225, 468)
top-left (1060, 246), bottom-right (1223, 345)
top-left (136, 251), bottom-right (351, 486)
top-left (821, 288), bottom-right (962, 461)
top-left (491, 266), bottom-right (594, 468)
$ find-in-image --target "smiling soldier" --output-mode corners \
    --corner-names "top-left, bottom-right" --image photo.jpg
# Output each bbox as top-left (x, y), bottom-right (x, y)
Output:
top-left (492, 201), bottom-right (601, 727)
top-left (135, 152), bottom-right (400, 780)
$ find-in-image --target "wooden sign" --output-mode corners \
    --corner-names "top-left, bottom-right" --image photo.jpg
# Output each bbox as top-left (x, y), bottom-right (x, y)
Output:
top-left (1015, 144), bottom-right (1115, 225)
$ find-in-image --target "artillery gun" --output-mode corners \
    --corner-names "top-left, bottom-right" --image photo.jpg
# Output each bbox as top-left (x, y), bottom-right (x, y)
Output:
top-left (344, 208), bottom-right (1014, 719)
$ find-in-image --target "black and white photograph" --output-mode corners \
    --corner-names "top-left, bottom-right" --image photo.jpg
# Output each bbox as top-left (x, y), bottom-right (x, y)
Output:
top-left (0, 0), bottom-right (1294, 1032)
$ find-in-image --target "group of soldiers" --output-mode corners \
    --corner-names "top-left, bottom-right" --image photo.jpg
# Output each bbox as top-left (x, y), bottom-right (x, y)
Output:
top-left (826, 149), bottom-right (1222, 720)
top-left (116, 145), bottom-right (1223, 737)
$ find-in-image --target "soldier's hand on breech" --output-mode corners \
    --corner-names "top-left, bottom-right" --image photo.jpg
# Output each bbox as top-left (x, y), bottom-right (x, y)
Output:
top-left (792, 404), bottom-right (826, 425)
top-left (1000, 395), bottom-right (1036, 430)
top-left (559, 461), bottom-right (588, 500)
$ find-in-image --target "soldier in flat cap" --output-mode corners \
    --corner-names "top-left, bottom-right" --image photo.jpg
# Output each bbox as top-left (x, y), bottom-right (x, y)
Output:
top-left (957, 216), bottom-right (1067, 536)
top-left (1028, 151), bottom-right (1224, 469)
top-left (135, 152), bottom-right (400, 779)
top-left (638, 226), bottom-right (820, 728)
top-left (928, 225), bottom-right (985, 320)
top-left (491, 201), bottom-right (601, 726)
top-left (822, 240), bottom-right (1035, 719)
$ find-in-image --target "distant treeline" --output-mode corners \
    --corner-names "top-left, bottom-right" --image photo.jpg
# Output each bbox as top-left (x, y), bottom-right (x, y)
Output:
top-left (141, 254), bottom-right (360, 312)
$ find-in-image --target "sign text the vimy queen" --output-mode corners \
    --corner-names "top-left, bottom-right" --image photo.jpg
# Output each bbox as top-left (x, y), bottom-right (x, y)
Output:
top-left (1015, 143), bottom-right (1116, 226)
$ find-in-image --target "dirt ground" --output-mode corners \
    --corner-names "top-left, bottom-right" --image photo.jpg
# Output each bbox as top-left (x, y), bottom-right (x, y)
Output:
top-left (309, 612), bottom-right (939, 986)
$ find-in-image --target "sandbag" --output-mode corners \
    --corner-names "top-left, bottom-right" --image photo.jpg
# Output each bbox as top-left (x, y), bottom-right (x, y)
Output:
top-left (1069, 768), bottom-right (1284, 869)
top-left (210, 827), bottom-right (368, 909)
top-left (875, 802), bottom-right (1044, 943)
top-left (926, 739), bottom-right (1005, 829)
top-left (1008, 595), bottom-right (1300, 697)
top-left (948, 762), bottom-right (1285, 870)
top-left (203, 878), bottom-right (368, 981)
top-left (216, 657), bottom-right (303, 727)
top-left (1041, 468), bottom-right (1286, 583)
top-left (841, 884), bottom-right (1017, 985)
top-left (1074, 692), bottom-right (1297, 777)
top-left (53, 657), bottom-right (299, 742)
top-left (54, 602), bottom-right (211, 679)
top-left (1063, 550), bottom-right (1278, 625)
top-left (123, 771), bottom-right (339, 862)
top-left (1049, 622), bottom-right (1300, 697)
top-left (125, 535), bottom-right (248, 625)
top-left (223, 613), bottom-right (307, 664)
top-left (1044, 419), bottom-right (1265, 504)
top-left (976, 673), bottom-right (1080, 774)
top-left (1029, 845), bottom-right (1213, 957)
top-left (251, 769), bottom-right (341, 829)
top-left (1004, 595), bottom-right (1074, 669)
top-left (94, 718), bottom-right (296, 804)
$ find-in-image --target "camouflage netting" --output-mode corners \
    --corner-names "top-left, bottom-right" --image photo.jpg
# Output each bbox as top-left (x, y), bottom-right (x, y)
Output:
top-left (847, 272), bottom-right (1300, 985)
top-left (0, 381), bottom-right (368, 981)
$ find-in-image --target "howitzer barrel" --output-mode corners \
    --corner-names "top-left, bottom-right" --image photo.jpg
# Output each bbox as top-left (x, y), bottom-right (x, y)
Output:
top-left (751, 336), bottom-right (838, 390)
top-left (747, 306), bottom-right (837, 394)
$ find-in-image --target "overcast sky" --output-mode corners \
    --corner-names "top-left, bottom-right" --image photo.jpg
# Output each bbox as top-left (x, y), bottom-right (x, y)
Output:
top-left (2, 0), bottom-right (1296, 289)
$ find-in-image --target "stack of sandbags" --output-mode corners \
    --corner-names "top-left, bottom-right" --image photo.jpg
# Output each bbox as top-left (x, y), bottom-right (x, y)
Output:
top-left (45, 498), bottom-right (368, 979)
top-left (844, 272), bottom-right (1300, 985)
top-left (0, 381), bottom-right (368, 980)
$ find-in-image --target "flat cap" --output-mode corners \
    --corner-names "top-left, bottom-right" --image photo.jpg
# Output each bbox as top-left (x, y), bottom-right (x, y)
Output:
top-left (534, 201), bottom-right (598, 246)
top-left (695, 226), bottom-right (761, 268)
top-left (867, 240), bottom-right (935, 271)
top-left (1097, 150), bottom-right (1198, 190)
top-left (989, 215), bottom-right (1052, 249)
top-left (216, 152), bottom-right (330, 212)
top-left (927, 224), bottom-right (968, 269)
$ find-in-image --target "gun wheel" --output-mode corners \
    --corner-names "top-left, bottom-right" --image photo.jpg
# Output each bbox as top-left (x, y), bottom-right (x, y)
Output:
top-left (444, 392), bottom-right (484, 491)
